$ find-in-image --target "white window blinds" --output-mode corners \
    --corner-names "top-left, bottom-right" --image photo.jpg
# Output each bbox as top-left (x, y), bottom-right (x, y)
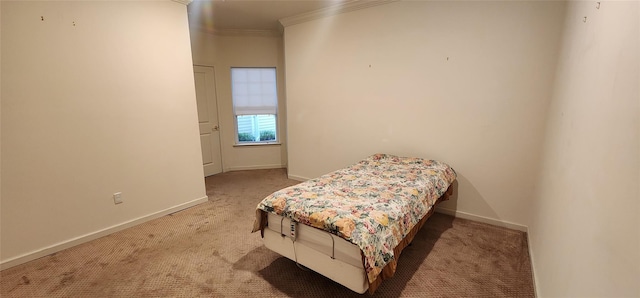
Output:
top-left (231, 68), bottom-right (278, 115)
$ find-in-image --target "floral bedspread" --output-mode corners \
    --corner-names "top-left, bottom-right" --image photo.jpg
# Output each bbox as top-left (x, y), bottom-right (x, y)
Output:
top-left (254, 153), bottom-right (457, 283)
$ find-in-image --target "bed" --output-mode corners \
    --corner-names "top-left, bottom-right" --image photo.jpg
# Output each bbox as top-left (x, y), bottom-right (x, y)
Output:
top-left (252, 153), bottom-right (457, 294)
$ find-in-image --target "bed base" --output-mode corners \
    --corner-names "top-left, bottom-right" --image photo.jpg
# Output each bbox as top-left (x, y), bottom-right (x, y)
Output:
top-left (263, 225), bottom-right (369, 293)
top-left (260, 183), bottom-right (455, 294)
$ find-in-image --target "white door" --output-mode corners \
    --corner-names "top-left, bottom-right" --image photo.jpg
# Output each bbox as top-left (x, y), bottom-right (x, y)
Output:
top-left (194, 65), bottom-right (222, 176)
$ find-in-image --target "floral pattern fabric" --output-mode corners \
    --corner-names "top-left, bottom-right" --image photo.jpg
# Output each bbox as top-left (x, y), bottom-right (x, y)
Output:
top-left (255, 154), bottom-right (457, 283)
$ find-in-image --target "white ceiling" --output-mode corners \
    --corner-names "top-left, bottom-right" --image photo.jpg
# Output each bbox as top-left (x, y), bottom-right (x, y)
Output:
top-left (187, 0), bottom-right (348, 32)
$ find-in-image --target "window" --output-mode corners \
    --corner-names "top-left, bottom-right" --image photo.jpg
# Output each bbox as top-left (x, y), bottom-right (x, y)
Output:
top-left (231, 67), bottom-right (278, 144)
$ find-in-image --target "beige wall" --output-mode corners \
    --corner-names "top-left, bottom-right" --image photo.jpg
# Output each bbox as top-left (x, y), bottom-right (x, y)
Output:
top-left (529, 1), bottom-right (639, 296)
top-left (189, 31), bottom-right (287, 171)
top-left (0, 1), bottom-right (206, 267)
top-left (283, 1), bottom-right (565, 229)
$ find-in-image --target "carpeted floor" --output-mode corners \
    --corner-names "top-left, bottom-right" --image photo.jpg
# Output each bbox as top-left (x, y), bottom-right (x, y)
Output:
top-left (1, 169), bottom-right (535, 297)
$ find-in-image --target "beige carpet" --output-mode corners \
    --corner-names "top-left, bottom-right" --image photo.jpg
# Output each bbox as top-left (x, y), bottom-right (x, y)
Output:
top-left (1, 169), bottom-right (534, 297)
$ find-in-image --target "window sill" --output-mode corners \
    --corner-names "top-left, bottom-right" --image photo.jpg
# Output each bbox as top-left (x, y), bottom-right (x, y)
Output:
top-left (233, 142), bottom-right (281, 147)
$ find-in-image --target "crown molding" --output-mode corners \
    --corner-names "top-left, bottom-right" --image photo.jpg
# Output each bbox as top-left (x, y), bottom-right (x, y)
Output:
top-left (279, 0), bottom-right (398, 28)
top-left (172, 0), bottom-right (193, 5)
top-left (191, 26), bottom-right (282, 37)
top-left (213, 28), bottom-right (282, 37)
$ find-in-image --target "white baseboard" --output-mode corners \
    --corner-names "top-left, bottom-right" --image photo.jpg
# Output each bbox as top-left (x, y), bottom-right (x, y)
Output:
top-left (0, 196), bottom-right (209, 270)
top-left (225, 164), bottom-right (285, 172)
top-left (527, 228), bottom-right (539, 297)
top-left (287, 174), bottom-right (310, 182)
top-left (435, 206), bottom-right (528, 232)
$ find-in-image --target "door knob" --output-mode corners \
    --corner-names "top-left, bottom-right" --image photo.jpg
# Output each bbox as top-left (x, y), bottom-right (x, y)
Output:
top-left (213, 125), bottom-right (219, 131)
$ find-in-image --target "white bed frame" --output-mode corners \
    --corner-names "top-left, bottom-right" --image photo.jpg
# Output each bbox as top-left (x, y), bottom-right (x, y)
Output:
top-left (263, 213), bottom-right (370, 293)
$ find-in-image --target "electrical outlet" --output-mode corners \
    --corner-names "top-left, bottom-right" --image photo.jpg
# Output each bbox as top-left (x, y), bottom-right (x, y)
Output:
top-left (113, 192), bottom-right (123, 204)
